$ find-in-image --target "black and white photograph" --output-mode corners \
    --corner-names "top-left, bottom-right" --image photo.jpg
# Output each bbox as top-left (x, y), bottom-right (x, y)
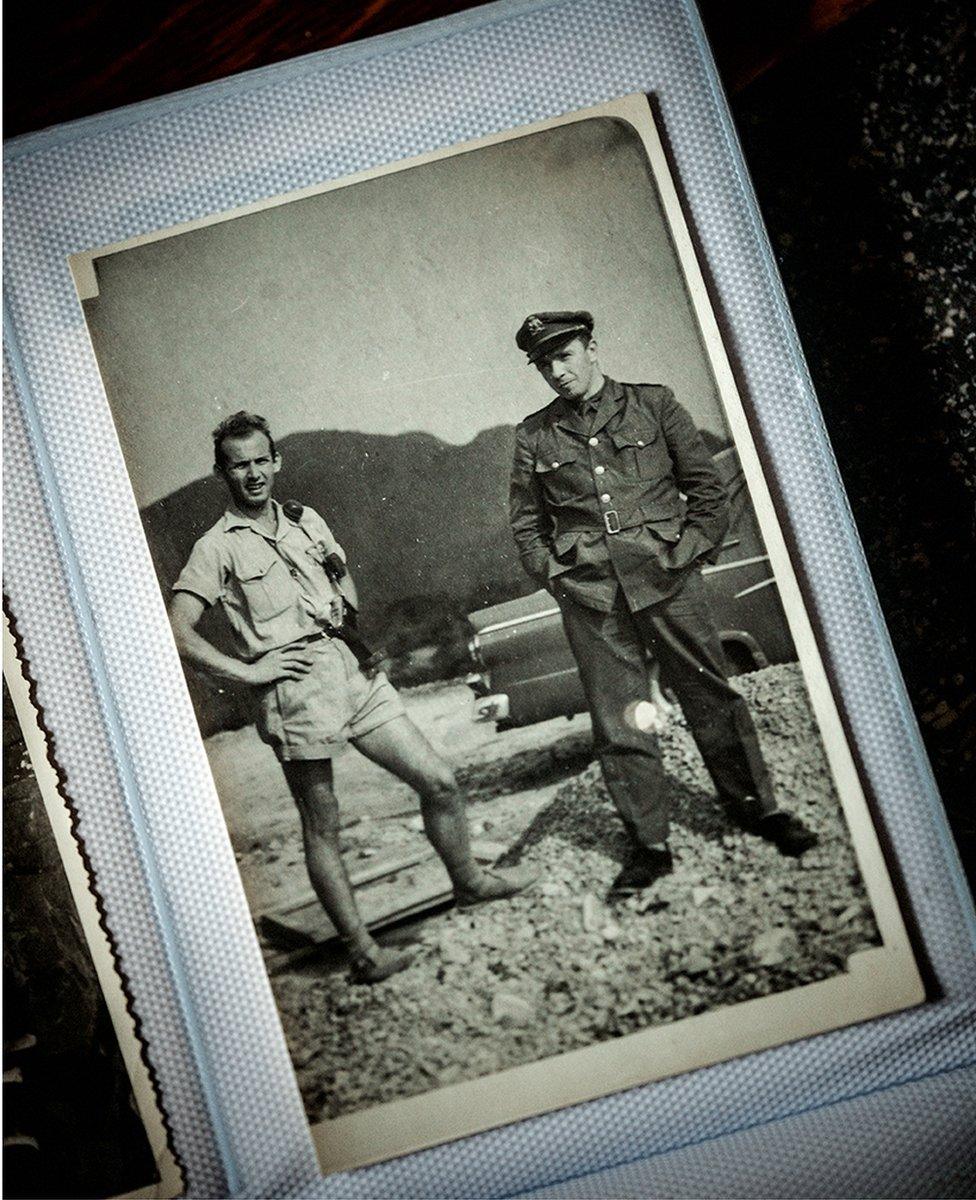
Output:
top-left (69, 94), bottom-right (922, 1171)
top-left (2, 619), bottom-right (184, 1199)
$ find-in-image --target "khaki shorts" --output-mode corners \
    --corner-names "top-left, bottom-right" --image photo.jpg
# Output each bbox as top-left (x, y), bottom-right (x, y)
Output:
top-left (255, 637), bottom-right (405, 760)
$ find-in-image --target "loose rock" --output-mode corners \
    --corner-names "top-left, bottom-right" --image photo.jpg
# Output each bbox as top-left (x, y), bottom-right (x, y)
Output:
top-left (268, 664), bottom-right (879, 1122)
top-left (581, 893), bottom-right (603, 933)
top-left (491, 993), bottom-right (535, 1025)
top-left (439, 936), bottom-right (472, 967)
top-left (751, 928), bottom-right (798, 966)
top-left (679, 952), bottom-right (713, 977)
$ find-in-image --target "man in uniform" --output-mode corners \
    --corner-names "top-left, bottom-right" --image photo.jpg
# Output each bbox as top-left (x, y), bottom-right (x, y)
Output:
top-left (170, 411), bottom-right (534, 983)
top-left (509, 312), bottom-right (817, 899)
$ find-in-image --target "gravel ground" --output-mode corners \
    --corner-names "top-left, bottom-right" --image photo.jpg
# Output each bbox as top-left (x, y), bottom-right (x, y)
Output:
top-left (271, 663), bottom-right (879, 1123)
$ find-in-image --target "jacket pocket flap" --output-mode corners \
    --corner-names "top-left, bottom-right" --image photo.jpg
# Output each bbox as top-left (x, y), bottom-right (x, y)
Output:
top-left (611, 425), bottom-right (658, 450)
top-left (552, 530), bottom-right (582, 555)
top-left (534, 453), bottom-right (578, 472)
top-left (645, 518), bottom-right (683, 544)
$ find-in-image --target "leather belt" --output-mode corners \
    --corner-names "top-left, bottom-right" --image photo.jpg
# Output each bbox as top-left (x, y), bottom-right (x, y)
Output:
top-left (556, 513), bottom-right (655, 537)
top-left (297, 622), bottom-right (375, 669)
top-left (556, 503), bottom-right (683, 538)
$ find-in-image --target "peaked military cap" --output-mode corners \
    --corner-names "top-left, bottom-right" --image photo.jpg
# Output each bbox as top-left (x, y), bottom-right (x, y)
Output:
top-left (516, 311), bottom-right (594, 363)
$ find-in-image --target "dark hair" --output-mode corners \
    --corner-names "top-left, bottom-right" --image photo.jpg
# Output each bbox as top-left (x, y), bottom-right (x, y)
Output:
top-left (212, 411), bottom-right (277, 468)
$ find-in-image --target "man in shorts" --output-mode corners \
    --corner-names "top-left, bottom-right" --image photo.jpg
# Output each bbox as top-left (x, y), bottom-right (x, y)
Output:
top-left (169, 411), bottom-right (535, 983)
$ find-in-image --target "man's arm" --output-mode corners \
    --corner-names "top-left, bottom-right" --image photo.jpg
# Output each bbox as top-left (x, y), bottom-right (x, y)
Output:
top-left (169, 591), bottom-right (313, 686)
top-left (658, 387), bottom-right (730, 570)
top-left (509, 424), bottom-right (553, 586)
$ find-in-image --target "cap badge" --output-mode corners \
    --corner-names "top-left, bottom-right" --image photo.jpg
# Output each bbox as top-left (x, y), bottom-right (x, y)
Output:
top-left (527, 316), bottom-right (544, 334)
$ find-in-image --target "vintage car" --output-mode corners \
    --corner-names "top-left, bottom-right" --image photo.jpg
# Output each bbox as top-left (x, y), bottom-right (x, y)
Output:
top-left (466, 447), bottom-right (795, 728)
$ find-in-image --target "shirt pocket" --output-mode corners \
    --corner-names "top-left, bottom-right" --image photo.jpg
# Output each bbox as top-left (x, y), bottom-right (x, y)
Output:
top-left (610, 423), bottom-right (669, 480)
top-left (233, 553), bottom-right (294, 622)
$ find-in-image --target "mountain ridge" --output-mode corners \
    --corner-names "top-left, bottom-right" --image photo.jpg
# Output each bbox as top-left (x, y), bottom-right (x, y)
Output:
top-left (141, 421), bottom-right (727, 732)
top-left (141, 424), bottom-right (532, 636)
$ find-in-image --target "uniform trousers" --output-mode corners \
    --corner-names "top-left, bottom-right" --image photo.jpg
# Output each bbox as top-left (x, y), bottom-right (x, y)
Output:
top-left (558, 568), bottom-right (776, 847)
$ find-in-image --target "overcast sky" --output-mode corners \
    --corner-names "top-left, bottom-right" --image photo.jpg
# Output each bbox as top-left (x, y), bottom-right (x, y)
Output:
top-left (84, 116), bottom-right (725, 508)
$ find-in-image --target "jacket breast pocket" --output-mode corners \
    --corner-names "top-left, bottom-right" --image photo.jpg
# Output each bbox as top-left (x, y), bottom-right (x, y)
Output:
top-left (611, 425), bottom-right (669, 480)
top-left (234, 555), bottom-right (293, 622)
top-left (534, 452), bottom-right (580, 498)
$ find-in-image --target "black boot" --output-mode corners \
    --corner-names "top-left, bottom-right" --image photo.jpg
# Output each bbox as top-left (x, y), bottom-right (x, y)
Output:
top-left (754, 811), bottom-right (819, 857)
top-left (728, 796), bottom-right (819, 858)
top-left (607, 845), bottom-right (673, 901)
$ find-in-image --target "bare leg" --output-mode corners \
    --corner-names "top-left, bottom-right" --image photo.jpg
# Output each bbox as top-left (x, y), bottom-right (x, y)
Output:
top-left (280, 758), bottom-right (365, 939)
top-left (352, 715), bottom-right (536, 902)
top-left (281, 757), bottom-right (414, 980)
top-left (351, 716), bottom-right (480, 889)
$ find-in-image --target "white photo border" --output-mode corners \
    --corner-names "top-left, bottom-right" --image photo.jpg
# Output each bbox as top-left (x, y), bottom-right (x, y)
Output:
top-left (69, 94), bottom-right (923, 1174)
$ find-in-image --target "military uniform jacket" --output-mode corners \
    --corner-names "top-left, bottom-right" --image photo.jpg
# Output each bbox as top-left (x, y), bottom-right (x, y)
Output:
top-left (509, 378), bottom-right (730, 612)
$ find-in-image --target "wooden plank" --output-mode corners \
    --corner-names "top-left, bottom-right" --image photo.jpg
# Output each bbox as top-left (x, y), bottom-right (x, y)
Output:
top-left (368, 798), bottom-right (421, 820)
top-left (259, 840), bottom-right (507, 949)
top-left (272, 844), bottom-right (438, 919)
top-left (260, 865), bottom-right (452, 948)
top-left (270, 839), bottom-right (503, 922)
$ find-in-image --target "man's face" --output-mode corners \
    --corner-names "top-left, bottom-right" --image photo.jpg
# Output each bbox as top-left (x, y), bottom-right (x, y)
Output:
top-left (535, 336), bottom-right (600, 402)
top-left (217, 430), bottom-right (281, 512)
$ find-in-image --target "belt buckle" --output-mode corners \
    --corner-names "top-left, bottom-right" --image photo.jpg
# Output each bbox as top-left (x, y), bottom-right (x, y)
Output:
top-left (603, 509), bottom-right (621, 535)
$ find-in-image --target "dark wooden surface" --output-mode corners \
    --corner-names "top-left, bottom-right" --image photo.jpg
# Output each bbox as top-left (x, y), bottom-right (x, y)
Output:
top-left (3, 0), bottom-right (874, 138)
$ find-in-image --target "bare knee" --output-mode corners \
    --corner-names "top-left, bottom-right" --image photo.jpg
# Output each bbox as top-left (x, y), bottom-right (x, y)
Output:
top-left (419, 761), bottom-right (460, 813)
top-left (302, 795), bottom-right (341, 842)
top-left (283, 760), bottom-right (341, 841)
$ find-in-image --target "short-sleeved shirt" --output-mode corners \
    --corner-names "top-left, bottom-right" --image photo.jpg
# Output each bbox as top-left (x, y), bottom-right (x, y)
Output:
top-left (172, 500), bottom-right (348, 661)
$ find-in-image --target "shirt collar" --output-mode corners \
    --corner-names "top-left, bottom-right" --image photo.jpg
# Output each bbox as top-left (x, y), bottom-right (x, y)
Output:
top-left (222, 498), bottom-right (284, 538)
top-left (552, 377), bottom-right (622, 436)
top-left (587, 377), bottom-right (623, 435)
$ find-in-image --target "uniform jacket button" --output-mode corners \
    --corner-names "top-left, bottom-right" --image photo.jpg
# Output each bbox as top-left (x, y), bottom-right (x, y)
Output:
top-left (600, 493), bottom-right (611, 503)
top-left (595, 465), bottom-right (605, 475)
top-left (552, 461), bottom-right (560, 468)
top-left (637, 439), bottom-right (645, 447)
top-left (588, 436), bottom-right (598, 446)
